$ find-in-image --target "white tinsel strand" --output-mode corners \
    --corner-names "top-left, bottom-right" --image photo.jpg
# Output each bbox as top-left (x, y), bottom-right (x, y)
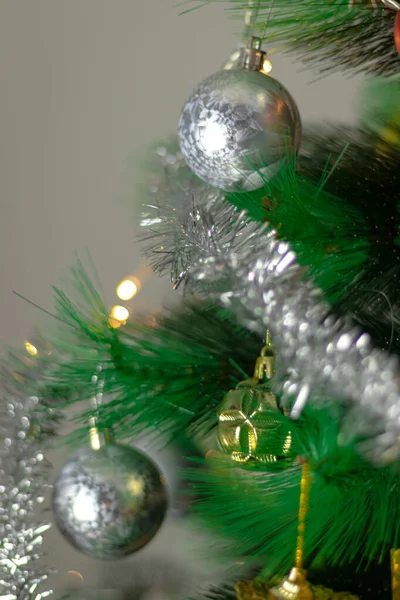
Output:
top-left (138, 137), bottom-right (221, 287)
top-left (0, 349), bottom-right (61, 600)
top-left (180, 197), bottom-right (400, 466)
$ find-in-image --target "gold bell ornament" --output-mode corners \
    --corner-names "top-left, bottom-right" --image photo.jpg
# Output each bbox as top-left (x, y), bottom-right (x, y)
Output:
top-left (217, 332), bottom-right (292, 468)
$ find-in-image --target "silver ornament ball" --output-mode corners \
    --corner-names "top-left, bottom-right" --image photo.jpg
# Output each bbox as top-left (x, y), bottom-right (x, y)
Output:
top-left (178, 69), bottom-right (301, 191)
top-left (52, 443), bottom-right (168, 559)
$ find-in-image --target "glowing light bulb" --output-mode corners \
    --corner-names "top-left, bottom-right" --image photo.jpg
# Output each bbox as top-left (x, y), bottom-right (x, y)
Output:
top-left (109, 305), bottom-right (129, 329)
top-left (108, 317), bottom-right (121, 329)
top-left (262, 59), bottom-right (272, 74)
top-left (25, 341), bottom-right (38, 356)
top-left (111, 305), bottom-right (129, 321)
top-left (116, 279), bottom-right (138, 301)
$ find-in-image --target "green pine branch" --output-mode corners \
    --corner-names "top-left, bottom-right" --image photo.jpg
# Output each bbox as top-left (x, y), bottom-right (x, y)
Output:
top-left (225, 121), bottom-right (400, 351)
top-left (228, 150), bottom-right (369, 305)
top-left (186, 404), bottom-right (400, 576)
top-left (298, 124), bottom-right (400, 351)
top-left (185, 1), bottom-right (400, 76)
top-left (33, 260), bottom-right (262, 444)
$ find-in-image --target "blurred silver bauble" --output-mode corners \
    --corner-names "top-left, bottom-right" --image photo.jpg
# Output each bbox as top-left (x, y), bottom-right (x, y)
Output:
top-left (52, 443), bottom-right (168, 559)
top-left (178, 68), bottom-right (301, 191)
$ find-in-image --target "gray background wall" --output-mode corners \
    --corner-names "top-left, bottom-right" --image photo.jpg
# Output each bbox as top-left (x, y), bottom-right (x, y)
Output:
top-left (0, 1), bottom-right (361, 598)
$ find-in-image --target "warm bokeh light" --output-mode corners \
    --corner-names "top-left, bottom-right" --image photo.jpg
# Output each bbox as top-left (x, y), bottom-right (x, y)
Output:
top-left (89, 426), bottom-right (101, 451)
top-left (116, 278), bottom-right (138, 301)
top-left (262, 59), bottom-right (272, 74)
top-left (128, 475), bottom-right (145, 495)
top-left (108, 317), bottom-right (121, 329)
top-left (110, 305), bottom-right (129, 322)
top-left (24, 341), bottom-right (38, 356)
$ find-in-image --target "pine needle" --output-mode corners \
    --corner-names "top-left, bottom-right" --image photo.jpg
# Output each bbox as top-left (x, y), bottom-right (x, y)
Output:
top-left (186, 1), bottom-right (400, 76)
top-left (33, 260), bottom-right (263, 443)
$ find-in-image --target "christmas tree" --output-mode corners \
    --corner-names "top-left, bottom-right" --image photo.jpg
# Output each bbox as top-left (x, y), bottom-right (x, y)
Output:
top-left (2, 1), bottom-right (400, 599)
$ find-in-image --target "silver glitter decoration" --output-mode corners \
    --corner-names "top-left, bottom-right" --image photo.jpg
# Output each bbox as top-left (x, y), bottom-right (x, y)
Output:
top-left (0, 390), bottom-right (56, 600)
top-left (178, 69), bottom-right (301, 192)
top-left (52, 443), bottom-right (168, 559)
top-left (139, 138), bottom-right (221, 286)
top-left (178, 196), bottom-right (400, 466)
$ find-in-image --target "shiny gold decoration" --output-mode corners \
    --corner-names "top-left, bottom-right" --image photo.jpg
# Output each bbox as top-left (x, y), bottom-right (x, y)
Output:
top-left (236, 578), bottom-right (272, 600)
top-left (217, 380), bottom-right (291, 465)
top-left (236, 578), bottom-right (359, 600)
top-left (234, 360), bottom-right (358, 600)
top-left (392, 549), bottom-right (400, 600)
top-left (217, 331), bottom-right (292, 465)
top-left (269, 568), bottom-right (313, 600)
top-left (295, 462), bottom-right (312, 570)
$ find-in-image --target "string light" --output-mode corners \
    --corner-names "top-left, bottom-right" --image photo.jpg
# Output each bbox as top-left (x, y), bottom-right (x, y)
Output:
top-left (108, 305), bottom-right (129, 328)
top-left (24, 341), bottom-right (38, 356)
top-left (108, 317), bottom-right (121, 329)
top-left (262, 59), bottom-right (272, 74)
top-left (111, 305), bottom-right (129, 322)
top-left (116, 278), bottom-right (138, 301)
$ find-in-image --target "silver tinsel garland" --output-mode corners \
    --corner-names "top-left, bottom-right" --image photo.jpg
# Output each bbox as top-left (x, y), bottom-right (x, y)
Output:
top-left (0, 347), bottom-right (61, 600)
top-left (139, 138), bottom-right (221, 287)
top-left (174, 196), bottom-right (400, 466)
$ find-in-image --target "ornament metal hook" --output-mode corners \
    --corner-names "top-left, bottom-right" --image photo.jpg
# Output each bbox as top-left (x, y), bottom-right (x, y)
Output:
top-left (89, 364), bottom-right (111, 450)
top-left (253, 330), bottom-right (275, 382)
top-left (239, 36), bottom-right (267, 73)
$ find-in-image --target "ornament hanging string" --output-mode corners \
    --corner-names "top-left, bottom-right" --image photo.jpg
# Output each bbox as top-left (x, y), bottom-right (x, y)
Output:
top-left (269, 461), bottom-right (313, 599)
top-left (88, 364), bottom-right (110, 450)
top-left (295, 461), bottom-right (311, 572)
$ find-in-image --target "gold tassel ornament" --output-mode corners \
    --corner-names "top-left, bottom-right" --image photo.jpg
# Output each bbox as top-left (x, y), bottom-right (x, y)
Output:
top-left (235, 461), bottom-right (359, 600)
top-left (269, 461), bottom-right (314, 600)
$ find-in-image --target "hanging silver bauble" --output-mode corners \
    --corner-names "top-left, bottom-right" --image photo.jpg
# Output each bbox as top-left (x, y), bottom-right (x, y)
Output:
top-left (178, 65), bottom-right (301, 192)
top-left (52, 443), bottom-right (168, 559)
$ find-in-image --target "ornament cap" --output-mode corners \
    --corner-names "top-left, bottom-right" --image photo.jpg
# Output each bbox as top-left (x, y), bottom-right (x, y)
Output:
top-left (239, 36), bottom-right (267, 72)
top-left (254, 333), bottom-right (275, 381)
top-left (89, 417), bottom-right (113, 450)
